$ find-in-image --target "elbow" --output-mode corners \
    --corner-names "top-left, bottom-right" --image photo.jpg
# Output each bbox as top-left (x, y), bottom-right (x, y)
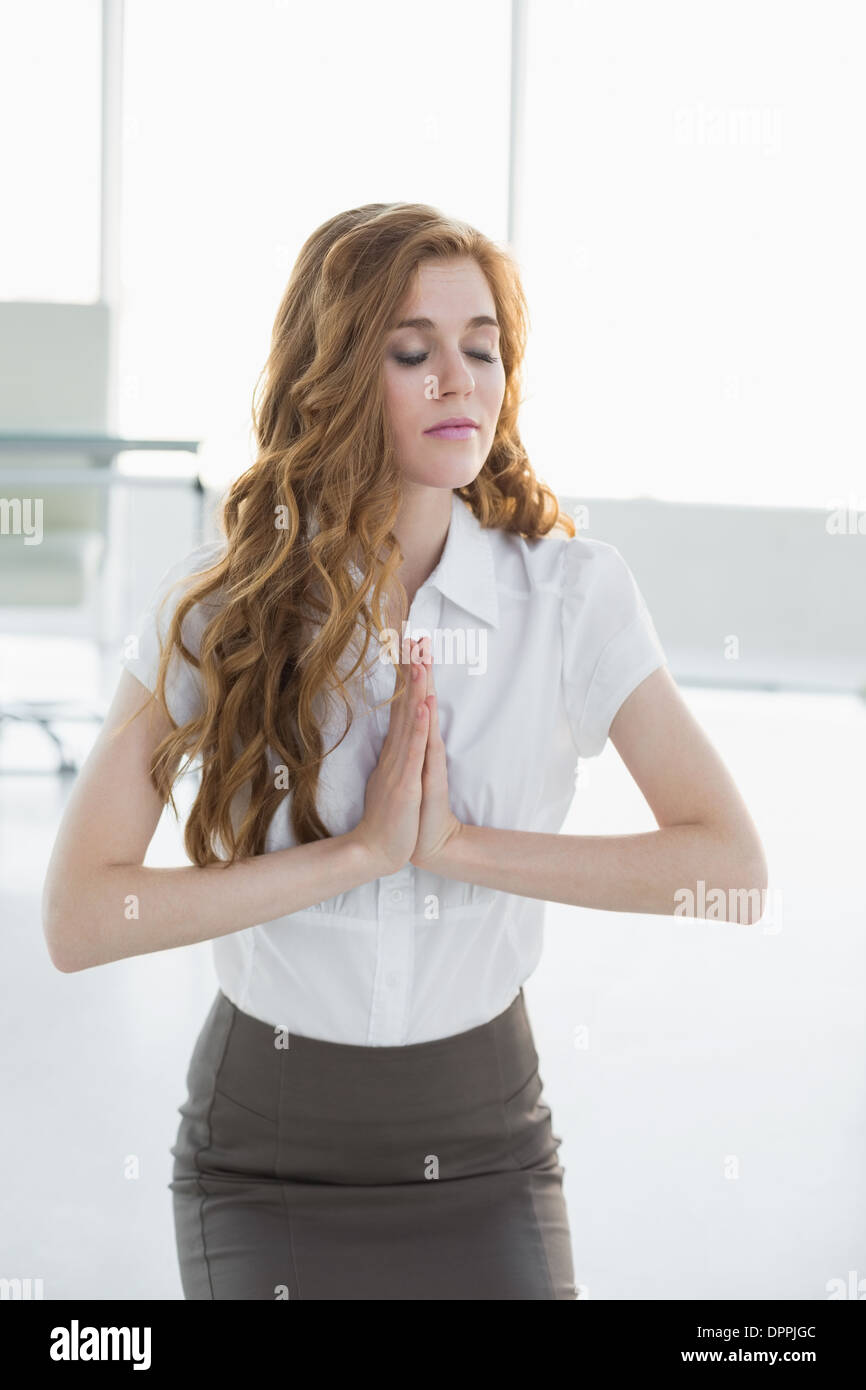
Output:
top-left (42, 889), bottom-right (86, 973)
top-left (43, 916), bottom-right (81, 974)
top-left (729, 838), bottom-right (769, 925)
top-left (49, 949), bottom-right (80, 974)
top-left (679, 832), bottom-right (769, 925)
top-left (43, 867), bottom-right (123, 972)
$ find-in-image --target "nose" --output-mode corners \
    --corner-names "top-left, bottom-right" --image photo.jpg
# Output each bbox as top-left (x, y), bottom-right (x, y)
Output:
top-left (432, 346), bottom-right (476, 397)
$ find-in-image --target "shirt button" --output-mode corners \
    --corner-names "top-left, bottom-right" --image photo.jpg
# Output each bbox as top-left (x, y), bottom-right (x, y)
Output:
top-left (390, 889), bottom-right (403, 902)
top-left (386, 972), bottom-right (399, 988)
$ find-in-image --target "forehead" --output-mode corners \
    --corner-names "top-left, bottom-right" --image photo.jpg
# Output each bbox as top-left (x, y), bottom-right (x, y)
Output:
top-left (398, 257), bottom-right (496, 319)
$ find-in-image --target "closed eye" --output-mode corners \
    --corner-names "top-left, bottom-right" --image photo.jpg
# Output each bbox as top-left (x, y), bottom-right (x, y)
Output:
top-left (394, 351), bottom-right (499, 366)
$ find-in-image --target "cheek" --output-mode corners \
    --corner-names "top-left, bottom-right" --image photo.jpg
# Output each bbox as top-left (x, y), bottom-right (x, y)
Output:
top-left (384, 370), bottom-right (418, 432)
top-left (486, 368), bottom-right (507, 413)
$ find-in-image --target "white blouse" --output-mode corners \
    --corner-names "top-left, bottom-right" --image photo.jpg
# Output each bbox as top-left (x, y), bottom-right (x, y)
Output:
top-left (123, 490), bottom-right (667, 1045)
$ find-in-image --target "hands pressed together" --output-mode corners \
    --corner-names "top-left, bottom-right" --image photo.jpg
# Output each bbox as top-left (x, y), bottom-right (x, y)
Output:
top-left (350, 637), bottom-right (464, 876)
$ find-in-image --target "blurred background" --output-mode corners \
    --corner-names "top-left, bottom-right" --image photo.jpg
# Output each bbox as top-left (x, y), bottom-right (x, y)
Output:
top-left (1, 0), bottom-right (864, 1301)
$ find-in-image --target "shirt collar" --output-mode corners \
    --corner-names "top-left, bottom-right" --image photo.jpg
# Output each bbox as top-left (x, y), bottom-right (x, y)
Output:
top-left (349, 490), bottom-right (500, 630)
top-left (420, 490), bottom-right (500, 629)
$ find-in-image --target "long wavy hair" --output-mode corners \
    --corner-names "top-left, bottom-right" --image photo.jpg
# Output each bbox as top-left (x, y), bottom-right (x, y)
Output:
top-left (128, 202), bottom-right (575, 866)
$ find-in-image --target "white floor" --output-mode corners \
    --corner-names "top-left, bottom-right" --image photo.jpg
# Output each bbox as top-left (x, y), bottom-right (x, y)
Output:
top-left (1, 656), bottom-right (864, 1300)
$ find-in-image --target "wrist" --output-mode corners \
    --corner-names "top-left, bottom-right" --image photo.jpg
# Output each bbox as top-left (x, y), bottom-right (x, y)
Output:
top-left (412, 817), bottom-right (466, 874)
top-left (341, 828), bottom-right (398, 882)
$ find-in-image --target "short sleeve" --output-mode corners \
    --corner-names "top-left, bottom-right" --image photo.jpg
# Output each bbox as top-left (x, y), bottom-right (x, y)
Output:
top-left (560, 537), bottom-right (667, 758)
top-left (121, 540), bottom-right (226, 727)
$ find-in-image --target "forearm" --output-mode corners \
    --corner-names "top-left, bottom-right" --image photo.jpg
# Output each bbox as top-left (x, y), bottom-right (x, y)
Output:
top-left (47, 831), bottom-right (385, 972)
top-left (430, 822), bottom-right (768, 923)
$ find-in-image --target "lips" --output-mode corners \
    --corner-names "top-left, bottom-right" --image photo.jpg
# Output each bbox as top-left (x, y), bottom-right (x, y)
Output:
top-left (424, 418), bottom-right (479, 439)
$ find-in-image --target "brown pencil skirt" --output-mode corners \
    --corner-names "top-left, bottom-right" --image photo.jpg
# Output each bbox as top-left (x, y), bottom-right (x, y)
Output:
top-left (169, 986), bottom-right (576, 1300)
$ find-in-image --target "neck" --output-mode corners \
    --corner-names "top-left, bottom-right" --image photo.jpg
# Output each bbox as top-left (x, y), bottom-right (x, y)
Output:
top-left (390, 484), bottom-right (453, 610)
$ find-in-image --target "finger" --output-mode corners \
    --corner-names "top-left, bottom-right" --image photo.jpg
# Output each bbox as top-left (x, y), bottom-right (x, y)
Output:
top-left (402, 687), bottom-right (430, 786)
top-left (384, 640), bottom-right (421, 741)
top-left (421, 686), bottom-right (445, 779)
top-left (418, 634), bottom-right (432, 690)
top-left (420, 668), bottom-right (445, 784)
top-left (426, 683), bottom-right (442, 743)
top-left (393, 645), bottom-right (428, 755)
top-left (409, 634), bottom-right (432, 701)
top-left (423, 642), bottom-right (436, 701)
top-left (417, 639), bottom-right (437, 722)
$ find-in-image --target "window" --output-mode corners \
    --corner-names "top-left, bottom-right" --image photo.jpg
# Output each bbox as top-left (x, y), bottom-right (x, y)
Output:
top-left (517, 0), bottom-right (865, 510)
top-left (0, 0), bottom-right (102, 302)
top-left (119, 0), bottom-right (510, 482)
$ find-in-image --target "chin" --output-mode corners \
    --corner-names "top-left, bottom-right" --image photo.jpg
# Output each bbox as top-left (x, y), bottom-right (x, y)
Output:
top-left (399, 455), bottom-right (486, 492)
top-left (404, 470), bottom-right (480, 492)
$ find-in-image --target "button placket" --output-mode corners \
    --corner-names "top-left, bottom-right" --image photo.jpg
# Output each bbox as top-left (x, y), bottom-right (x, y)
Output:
top-left (368, 868), bottom-right (414, 1045)
top-left (365, 588), bottom-right (437, 1044)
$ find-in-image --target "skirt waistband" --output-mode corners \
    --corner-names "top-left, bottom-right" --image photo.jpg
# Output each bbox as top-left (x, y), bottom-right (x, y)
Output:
top-left (208, 986), bottom-right (539, 1124)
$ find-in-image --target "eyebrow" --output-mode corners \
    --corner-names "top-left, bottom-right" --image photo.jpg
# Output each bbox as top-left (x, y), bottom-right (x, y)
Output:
top-left (390, 315), bottom-right (500, 332)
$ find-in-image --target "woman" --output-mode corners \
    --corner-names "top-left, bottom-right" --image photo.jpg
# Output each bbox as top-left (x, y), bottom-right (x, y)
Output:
top-left (42, 202), bottom-right (767, 1300)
